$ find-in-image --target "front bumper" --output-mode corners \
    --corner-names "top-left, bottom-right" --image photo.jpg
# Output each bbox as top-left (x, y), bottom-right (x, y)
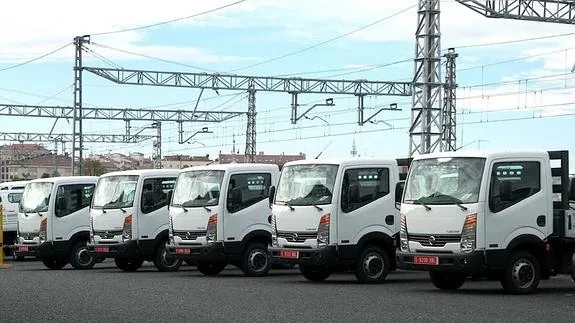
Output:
top-left (268, 245), bottom-right (338, 266)
top-left (165, 242), bottom-right (226, 261)
top-left (12, 243), bottom-right (40, 257)
top-left (87, 240), bottom-right (139, 259)
top-left (396, 250), bottom-right (485, 273)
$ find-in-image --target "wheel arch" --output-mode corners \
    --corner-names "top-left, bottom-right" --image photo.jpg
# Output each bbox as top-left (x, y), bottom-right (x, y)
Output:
top-left (356, 231), bottom-right (396, 269)
top-left (505, 234), bottom-right (548, 274)
top-left (241, 229), bottom-right (272, 248)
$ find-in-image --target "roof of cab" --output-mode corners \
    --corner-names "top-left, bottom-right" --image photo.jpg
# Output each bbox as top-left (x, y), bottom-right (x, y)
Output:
top-left (99, 169), bottom-right (181, 178)
top-left (411, 149), bottom-right (552, 161)
top-left (28, 176), bottom-right (99, 185)
top-left (282, 157), bottom-right (399, 168)
top-left (180, 163), bottom-right (279, 173)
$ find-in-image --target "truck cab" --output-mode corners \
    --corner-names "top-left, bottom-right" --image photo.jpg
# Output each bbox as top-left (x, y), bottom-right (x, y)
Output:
top-left (165, 163), bottom-right (279, 277)
top-left (87, 169), bottom-right (181, 272)
top-left (267, 158), bottom-right (410, 283)
top-left (1, 186), bottom-right (25, 258)
top-left (396, 150), bottom-right (575, 294)
top-left (13, 176), bottom-right (100, 269)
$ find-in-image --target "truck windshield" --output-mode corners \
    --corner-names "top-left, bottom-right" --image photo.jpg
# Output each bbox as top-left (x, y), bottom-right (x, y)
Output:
top-left (19, 182), bottom-right (53, 213)
top-left (172, 170), bottom-right (225, 208)
top-left (403, 157), bottom-right (486, 205)
top-left (275, 164), bottom-right (338, 206)
top-left (92, 175), bottom-right (139, 209)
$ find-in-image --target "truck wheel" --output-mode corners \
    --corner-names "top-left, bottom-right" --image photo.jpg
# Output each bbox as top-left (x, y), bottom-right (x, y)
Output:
top-left (241, 242), bottom-right (271, 277)
top-left (153, 240), bottom-right (182, 272)
top-left (299, 265), bottom-right (331, 282)
top-left (354, 245), bottom-right (391, 284)
top-left (196, 261), bottom-right (227, 276)
top-left (500, 250), bottom-right (540, 294)
top-left (41, 257), bottom-right (67, 270)
top-left (114, 257), bottom-right (144, 272)
top-left (69, 241), bottom-right (97, 270)
top-left (430, 272), bottom-right (466, 290)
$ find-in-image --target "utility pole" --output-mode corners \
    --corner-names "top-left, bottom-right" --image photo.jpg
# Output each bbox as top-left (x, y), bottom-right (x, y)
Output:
top-left (409, 0), bottom-right (443, 157)
top-left (245, 86), bottom-right (256, 163)
top-left (442, 48), bottom-right (458, 151)
top-left (152, 121), bottom-right (162, 169)
top-left (72, 35), bottom-right (90, 176)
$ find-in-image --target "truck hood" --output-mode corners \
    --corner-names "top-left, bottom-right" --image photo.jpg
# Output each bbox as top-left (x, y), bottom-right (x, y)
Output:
top-left (171, 205), bottom-right (219, 232)
top-left (273, 204), bottom-right (332, 232)
top-left (91, 207), bottom-right (133, 232)
top-left (401, 203), bottom-right (479, 235)
top-left (18, 211), bottom-right (47, 233)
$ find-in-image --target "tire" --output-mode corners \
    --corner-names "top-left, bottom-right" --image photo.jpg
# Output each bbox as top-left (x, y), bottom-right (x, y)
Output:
top-left (299, 265), bottom-right (331, 282)
top-left (69, 241), bottom-right (97, 270)
top-left (41, 257), bottom-right (67, 270)
top-left (153, 240), bottom-right (183, 272)
top-left (354, 245), bottom-right (391, 284)
top-left (500, 250), bottom-right (540, 295)
top-left (114, 257), bottom-right (144, 272)
top-left (196, 261), bottom-right (227, 276)
top-left (429, 272), bottom-right (466, 290)
top-left (241, 242), bottom-right (271, 277)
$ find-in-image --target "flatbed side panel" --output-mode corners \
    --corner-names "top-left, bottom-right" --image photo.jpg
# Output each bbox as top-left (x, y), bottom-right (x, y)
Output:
top-left (548, 150), bottom-right (569, 239)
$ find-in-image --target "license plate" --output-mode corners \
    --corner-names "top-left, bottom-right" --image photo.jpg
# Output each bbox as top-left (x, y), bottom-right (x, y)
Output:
top-left (18, 246), bottom-right (28, 252)
top-left (95, 247), bottom-right (109, 253)
top-left (175, 248), bottom-right (190, 255)
top-left (414, 255), bottom-right (439, 265)
top-left (279, 250), bottom-right (299, 259)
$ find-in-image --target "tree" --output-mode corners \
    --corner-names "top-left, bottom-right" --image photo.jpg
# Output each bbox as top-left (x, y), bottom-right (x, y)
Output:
top-left (41, 173), bottom-right (51, 178)
top-left (82, 159), bottom-right (107, 176)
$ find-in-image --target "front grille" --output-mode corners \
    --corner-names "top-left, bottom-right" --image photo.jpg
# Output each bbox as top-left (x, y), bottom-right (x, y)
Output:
top-left (277, 231), bottom-right (317, 243)
top-left (408, 234), bottom-right (461, 247)
top-left (20, 232), bottom-right (39, 240)
top-left (94, 230), bottom-right (123, 239)
top-left (174, 230), bottom-right (206, 240)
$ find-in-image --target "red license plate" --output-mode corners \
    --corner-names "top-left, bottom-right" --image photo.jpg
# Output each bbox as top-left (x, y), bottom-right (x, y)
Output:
top-left (175, 248), bottom-right (190, 255)
top-left (279, 250), bottom-right (299, 259)
top-left (414, 255), bottom-right (439, 265)
top-left (95, 247), bottom-right (109, 253)
top-left (18, 246), bottom-right (28, 252)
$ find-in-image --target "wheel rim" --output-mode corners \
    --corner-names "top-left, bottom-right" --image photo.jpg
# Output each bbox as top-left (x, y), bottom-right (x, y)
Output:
top-left (161, 245), bottom-right (179, 268)
top-left (248, 249), bottom-right (268, 272)
top-left (363, 253), bottom-right (384, 279)
top-left (512, 258), bottom-right (535, 288)
top-left (76, 247), bottom-right (93, 266)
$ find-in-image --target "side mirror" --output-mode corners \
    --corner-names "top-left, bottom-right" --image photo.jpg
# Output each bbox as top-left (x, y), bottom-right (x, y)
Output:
top-left (229, 187), bottom-right (242, 205)
top-left (499, 181), bottom-right (513, 201)
top-left (142, 191), bottom-right (154, 210)
top-left (166, 190), bottom-right (173, 210)
top-left (55, 197), bottom-right (67, 214)
top-left (395, 181), bottom-right (404, 203)
top-left (268, 186), bottom-right (276, 205)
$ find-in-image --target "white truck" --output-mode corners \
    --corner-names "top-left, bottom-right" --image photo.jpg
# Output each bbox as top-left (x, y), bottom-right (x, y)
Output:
top-left (1, 186), bottom-right (25, 259)
top-left (396, 150), bottom-right (575, 294)
top-left (13, 176), bottom-right (100, 269)
top-left (267, 157), bottom-right (410, 283)
top-left (87, 169), bottom-right (182, 272)
top-left (165, 163), bottom-right (280, 277)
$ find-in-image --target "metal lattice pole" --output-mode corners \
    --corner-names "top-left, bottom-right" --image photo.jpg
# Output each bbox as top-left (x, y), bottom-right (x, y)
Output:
top-left (442, 48), bottom-right (458, 151)
top-left (409, 0), bottom-right (443, 157)
top-left (153, 121), bottom-right (162, 169)
top-left (72, 35), bottom-right (90, 175)
top-left (245, 86), bottom-right (256, 163)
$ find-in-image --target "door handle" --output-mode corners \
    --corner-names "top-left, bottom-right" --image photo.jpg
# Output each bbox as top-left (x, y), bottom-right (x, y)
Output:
top-left (536, 215), bottom-right (546, 227)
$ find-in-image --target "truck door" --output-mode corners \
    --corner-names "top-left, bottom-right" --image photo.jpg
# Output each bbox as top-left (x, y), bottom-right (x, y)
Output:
top-left (52, 183), bottom-right (95, 241)
top-left (139, 177), bottom-right (177, 240)
top-left (485, 158), bottom-right (550, 251)
top-left (223, 172), bottom-right (272, 242)
top-left (338, 165), bottom-right (396, 246)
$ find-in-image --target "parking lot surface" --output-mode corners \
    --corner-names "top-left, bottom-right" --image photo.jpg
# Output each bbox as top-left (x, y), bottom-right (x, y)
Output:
top-left (1, 259), bottom-right (574, 322)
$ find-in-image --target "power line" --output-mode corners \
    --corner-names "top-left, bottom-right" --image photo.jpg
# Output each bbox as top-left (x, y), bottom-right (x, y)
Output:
top-left (455, 31), bottom-right (575, 50)
top-left (91, 0), bottom-right (249, 36)
top-left (0, 43), bottom-right (71, 72)
top-left (228, 4), bottom-right (417, 73)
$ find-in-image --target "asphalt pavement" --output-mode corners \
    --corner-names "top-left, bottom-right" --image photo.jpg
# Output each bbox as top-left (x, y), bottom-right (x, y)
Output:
top-left (1, 259), bottom-right (574, 322)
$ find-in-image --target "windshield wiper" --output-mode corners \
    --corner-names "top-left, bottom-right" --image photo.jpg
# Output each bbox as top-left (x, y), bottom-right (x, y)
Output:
top-left (284, 202), bottom-right (295, 211)
top-left (455, 203), bottom-right (468, 211)
top-left (203, 206), bottom-right (211, 212)
top-left (413, 200), bottom-right (431, 211)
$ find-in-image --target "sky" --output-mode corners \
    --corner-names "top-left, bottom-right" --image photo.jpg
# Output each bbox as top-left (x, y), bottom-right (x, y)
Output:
top-left (1, 0), bottom-right (575, 169)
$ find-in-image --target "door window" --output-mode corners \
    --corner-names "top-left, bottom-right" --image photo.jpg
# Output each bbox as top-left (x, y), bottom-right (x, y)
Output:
top-left (227, 173), bottom-right (272, 213)
top-left (341, 168), bottom-right (390, 213)
top-left (55, 184), bottom-right (95, 217)
top-left (141, 177), bottom-right (176, 214)
top-left (489, 161), bottom-right (541, 213)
